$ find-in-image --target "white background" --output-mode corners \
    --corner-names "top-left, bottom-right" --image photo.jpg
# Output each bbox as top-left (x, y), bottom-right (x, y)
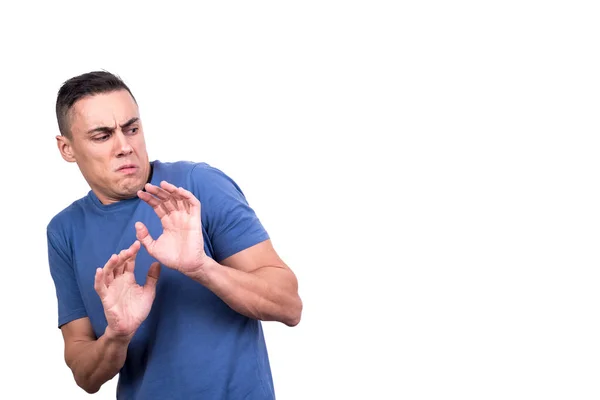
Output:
top-left (0, 1), bottom-right (599, 399)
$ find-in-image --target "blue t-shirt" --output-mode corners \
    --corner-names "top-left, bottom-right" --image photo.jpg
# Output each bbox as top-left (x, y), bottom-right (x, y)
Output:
top-left (46, 160), bottom-right (275, 399)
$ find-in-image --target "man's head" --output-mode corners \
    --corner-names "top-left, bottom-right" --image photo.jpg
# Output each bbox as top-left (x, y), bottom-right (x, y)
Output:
top-left (55, 71), bottom-right (151, 205)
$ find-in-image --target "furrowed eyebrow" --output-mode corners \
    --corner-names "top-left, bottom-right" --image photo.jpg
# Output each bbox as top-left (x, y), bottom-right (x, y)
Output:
top-left (120, 117), bottom-right (139, 129)
top-left (87, 125), bottom-right (114, 135)
top-left (86, 117), bottom-right (139, 135)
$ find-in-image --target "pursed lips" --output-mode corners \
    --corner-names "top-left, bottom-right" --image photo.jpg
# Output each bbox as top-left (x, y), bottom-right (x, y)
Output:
top-left (117, 164), bottom-right (138, 172)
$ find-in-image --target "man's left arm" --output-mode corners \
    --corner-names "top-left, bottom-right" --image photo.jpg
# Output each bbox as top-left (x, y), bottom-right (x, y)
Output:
top-left (190, 239), bottom-right (302, 327)
top-left (134, 177), bottom-right (302, 327)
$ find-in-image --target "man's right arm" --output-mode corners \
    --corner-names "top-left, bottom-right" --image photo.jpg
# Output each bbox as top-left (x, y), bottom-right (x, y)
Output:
top-left (61, 317), bottom-right (131, 394)
top-left (49, 234), bottom-right (159, 394)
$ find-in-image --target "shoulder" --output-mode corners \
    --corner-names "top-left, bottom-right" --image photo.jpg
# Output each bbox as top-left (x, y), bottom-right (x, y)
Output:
top-left (155, 159), bottom-right (242, 196)
top-left (152, 159), bottom-right (197, 174)
top-left (153, 160), bottom-right (232, 186)
top-left (189, 162), bottom-right (238, 187)
top-left (187, 162), bottom-right (248, 205)
top-left (46, 196), bottom-right (88, 237)
top-left (46, 196), bottom-right (89, 259)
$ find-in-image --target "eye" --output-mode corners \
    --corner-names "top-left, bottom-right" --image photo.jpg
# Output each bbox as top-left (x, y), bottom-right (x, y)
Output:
top-left (93, 134), bottom-right (110, 142)
top-left (127, 127), bottom-right (139, 135)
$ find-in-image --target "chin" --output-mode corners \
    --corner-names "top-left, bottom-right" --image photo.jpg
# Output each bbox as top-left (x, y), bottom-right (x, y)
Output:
top-left (118, 178), bottom-right (145, 197)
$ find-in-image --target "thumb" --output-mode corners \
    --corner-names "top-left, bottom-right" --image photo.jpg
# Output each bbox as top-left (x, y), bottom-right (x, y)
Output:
top-left (135, 222), bottom-right (155, 254)
top-left (144, 262), bottom-right (161, 291)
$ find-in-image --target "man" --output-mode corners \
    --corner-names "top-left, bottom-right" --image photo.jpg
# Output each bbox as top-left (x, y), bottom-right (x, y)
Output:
top-left (47, 71), bottom-right (302, 399)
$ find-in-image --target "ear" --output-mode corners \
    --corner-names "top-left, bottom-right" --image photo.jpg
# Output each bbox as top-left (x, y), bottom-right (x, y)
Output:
top-left (56, 135), bottom-right (76, 163)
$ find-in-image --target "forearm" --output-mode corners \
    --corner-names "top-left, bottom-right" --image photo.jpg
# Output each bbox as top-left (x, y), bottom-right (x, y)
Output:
top-left (191, 259), bottom-right (302, 326)
top-left (66, 328), bottom-right (131, 394)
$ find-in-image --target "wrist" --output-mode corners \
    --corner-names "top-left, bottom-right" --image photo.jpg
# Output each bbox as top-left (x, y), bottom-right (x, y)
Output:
top-left (103, 326), bottom-right (134, 345)
top-left (187, 255), bottom-right (219, 284)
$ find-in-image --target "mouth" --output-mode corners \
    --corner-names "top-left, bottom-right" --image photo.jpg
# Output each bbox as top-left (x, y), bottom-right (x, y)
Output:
top-left (117, 164), bottom-right (138, 173)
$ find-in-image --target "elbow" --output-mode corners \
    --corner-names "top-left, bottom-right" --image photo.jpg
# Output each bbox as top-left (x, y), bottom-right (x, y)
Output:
top-left (73, 375), bottom-right (101, 394)
top-left (286, 315), bottom-right (301, 327)
top-left (285, 296), bottom-right (303, 327)
top-left (68, 363), bottom-right (101, 394)
top-left (72, 372), bottom-right (101, 394)
top-left (81, 384), bottom-right (101, 395)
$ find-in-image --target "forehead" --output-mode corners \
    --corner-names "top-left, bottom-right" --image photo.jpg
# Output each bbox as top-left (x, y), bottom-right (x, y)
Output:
top-left (70, 90), bottom-right (139, 130)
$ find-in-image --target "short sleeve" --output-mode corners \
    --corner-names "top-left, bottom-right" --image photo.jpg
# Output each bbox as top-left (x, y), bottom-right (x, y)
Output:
top-left (190, 164), bottom-right (270, 262)
top-left (47, 229), bottom-right (87, 328)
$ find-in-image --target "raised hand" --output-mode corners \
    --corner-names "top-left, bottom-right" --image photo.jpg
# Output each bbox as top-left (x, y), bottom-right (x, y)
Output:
top-left (135, 181), bottom-right (207, 275)
top-left (94, 240), bottom-right (161, 339)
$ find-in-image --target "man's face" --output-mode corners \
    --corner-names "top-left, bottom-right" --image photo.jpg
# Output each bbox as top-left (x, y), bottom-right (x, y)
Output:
top-left (57, 89), bottom-right (151, 204)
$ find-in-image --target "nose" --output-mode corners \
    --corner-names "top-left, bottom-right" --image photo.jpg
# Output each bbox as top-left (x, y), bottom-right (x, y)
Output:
top-left (115, 131), bottom-right (133, 157)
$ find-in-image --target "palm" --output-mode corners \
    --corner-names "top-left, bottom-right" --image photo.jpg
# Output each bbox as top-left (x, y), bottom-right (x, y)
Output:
top-left (136, 181), bottom-right (207, 274)
top-left (151, 224), bottom-right (203, 271)
top-left (102, 273), bottom-right (154, 335)
top-left (94, 241), bottom-right (160, 338)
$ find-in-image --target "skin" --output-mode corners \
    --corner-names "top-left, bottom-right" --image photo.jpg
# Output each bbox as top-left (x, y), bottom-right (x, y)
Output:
top-left (55, 89), bottom-right (302, 394)
top-left (56, 89), bottom-right (151, 204)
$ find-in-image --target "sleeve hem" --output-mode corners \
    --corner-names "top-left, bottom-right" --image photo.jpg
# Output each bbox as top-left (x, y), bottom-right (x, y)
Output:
top-left (58, 309), bottom-right (88, 329)
top-left (215, 232), bottom-right (270, 263)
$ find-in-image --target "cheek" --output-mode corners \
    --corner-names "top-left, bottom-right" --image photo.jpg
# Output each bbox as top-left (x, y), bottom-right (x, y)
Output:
top-left (87, 152), bottom-right (110, 165)
top-left (133, 140), bottom-right (148, 155)
top-left (79, 146), bottom-right (113, 167)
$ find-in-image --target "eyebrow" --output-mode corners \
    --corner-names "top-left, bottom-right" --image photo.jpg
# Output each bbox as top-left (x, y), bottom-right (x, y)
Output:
top-left (87, 117), bottom-right (139, 135)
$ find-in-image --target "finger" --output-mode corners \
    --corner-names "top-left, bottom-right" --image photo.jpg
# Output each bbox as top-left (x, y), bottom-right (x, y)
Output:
top-left (177, 187), bottom-right (201, 215)
top-left (144, 262), bottom-right (161, 292)
top-left (145, 183), bottom-right (171, 201)
top-left (154, 181), bottom-right (182, 212)
top-left (138, 190), bottom-right (167, 219)
top-left (137, 189), bottom-right (162, 208)
top-left (135, 222), bottom-right (156, 255)
top-left (159, 181), bottom-right (182, 200)
top-left (123, 259), bottom-right (133, 275)
top-left (143, 184), bottom-right (175, 215)
top-left (161, 183), bottom-right (187, 212)
top-left (103, 254), bottom-right (119, 286)
top-left (126, 240), bottom-right (142, 257)
top-left (170, 187), bottom-right (190, 213)
top-left (124, 241), bottom-right (141, 274)
top-left (114, 248), bottom-right (129, 277)
top-left (177, 188), bottom-right (191, 213)
top-left (162, 198), bottom-right (177, 214)
top-left (94, 268), bottom-right (107, 298)
top-left (160, 180), bottom-right (178, 192)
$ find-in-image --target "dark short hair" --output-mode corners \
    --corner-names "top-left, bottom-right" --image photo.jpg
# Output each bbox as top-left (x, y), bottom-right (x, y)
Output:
top-left (56, 70), bottom-right (136, 138)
